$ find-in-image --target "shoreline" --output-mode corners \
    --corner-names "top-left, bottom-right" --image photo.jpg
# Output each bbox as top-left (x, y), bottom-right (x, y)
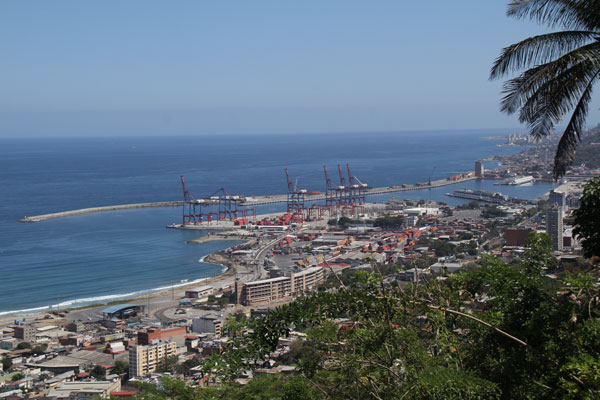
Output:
top-left (0, 237), bottom-right (249, 325)
top-left (0, 239), bottom-right (246, 326)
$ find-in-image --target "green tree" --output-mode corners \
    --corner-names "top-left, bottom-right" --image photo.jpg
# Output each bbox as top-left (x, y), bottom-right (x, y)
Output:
top-left (337, 216), bottom-right (353, 227)
top-left (176, 359), bottom-right (201, 376)
top-left (31, 343), bottom-right (48, 355)
top-left (373, 215), bottom-right (404, 228)
top-left (481, 206), bottom-right (507, 219)
top-left (113, 360), bottom-right (129, 375)
top-left (90, 365), bottom-right (106, 380)
top-left (573, 177), bottom-right (600, 258)
top-left (16, 342), bottom-right (31, 350)
top-left (11, 372), bottom-right (24, 382)
top-left (157, 355), bottom-right (179, 373)
top-left (1, 357), bottom-right (12, 371)
top-left (491, 0), bottom-right (600, 178)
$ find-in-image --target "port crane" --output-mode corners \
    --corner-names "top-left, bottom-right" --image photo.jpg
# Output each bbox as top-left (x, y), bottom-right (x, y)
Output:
top-left (284, 168), bottom-right (307, 214)
top-left (346, 163), bottom-right (370, 205)
top-left (428, 166), bottom-right (437, 186)
top-left (179, 176), bottom-right (255, 225)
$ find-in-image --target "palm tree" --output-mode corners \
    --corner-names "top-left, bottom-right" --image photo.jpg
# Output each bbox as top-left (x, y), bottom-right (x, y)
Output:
top-left (490, 0), bottom-right (600, 179)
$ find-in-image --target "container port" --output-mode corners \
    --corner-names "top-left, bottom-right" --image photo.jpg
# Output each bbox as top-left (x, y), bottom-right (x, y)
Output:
top-left (19, 169), bottom-right (477, 223)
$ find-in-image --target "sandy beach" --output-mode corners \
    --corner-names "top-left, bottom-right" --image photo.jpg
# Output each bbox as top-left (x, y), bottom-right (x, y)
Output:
top-left (0, 233), bottom-right (255, 327)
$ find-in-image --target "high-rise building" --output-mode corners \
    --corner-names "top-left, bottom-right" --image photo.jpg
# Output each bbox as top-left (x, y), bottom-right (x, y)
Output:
top-left (129, 340), bottom-right (177, 377)
top-left (549, 190), bottom-right (566, 209)
top-left (546, 203), bottom-right (564, 251)
top-left (475, 160), bottom-right (484, 178)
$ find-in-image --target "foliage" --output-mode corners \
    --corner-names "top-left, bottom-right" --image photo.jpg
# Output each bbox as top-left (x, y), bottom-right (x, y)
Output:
top-left (16, 342), bottom-right (31, 350)
top-left (1, 357), bottom-right (11, 371)
top-left (194, 232), bottom-right (600, 399)
top-left (31, 343), bottom-right (48, 355)
top-left (38, 372), bottom-right (50, 382)
top-left (133, 375), bottom-right (322, 400)
top-left (157, 355), bottom-right (179, 373)
top-left (91, 365), bottom-right (106, 380)
top-left (337, 216), bottom-right (354, 227)
top-left (113, 360), bottom-right (129, 376)
top-left (428, 239), bottom-right (458, 257)
top-left (10, 372), bottom-right (24, 382)
top-left (491, 0), bottom-right (600, 178)
top-left (481, 206), bottom-right (507, 219)
top-left (573, 177), bottom-right (600, 258)
top-left (456, 200), bottom-right (480, 210)
top-left (373, 215), bottom-right (405, 228)
top-left (176, 358), bottom-right (201, 376)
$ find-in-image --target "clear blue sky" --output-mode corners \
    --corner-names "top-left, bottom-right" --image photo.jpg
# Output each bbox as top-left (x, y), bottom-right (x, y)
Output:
top-left (1, 0), bottom-right (599, 137)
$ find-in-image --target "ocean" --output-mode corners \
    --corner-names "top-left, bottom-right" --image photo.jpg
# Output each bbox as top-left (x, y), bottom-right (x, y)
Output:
top-left (0, 130), bottom-right (555, 315)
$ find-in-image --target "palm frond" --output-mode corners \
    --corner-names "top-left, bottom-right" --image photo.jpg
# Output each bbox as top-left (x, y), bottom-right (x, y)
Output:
top-left (490, 30), bottom-right (595, 79)
top-left (507, 0), bottom-right (600, 30)
top-left (553, 72), bottom-right (598, 178)
top-left (498, 41), bottom-right (600, 114)
top-left (519, 58), bottom-right (600, 138)
top-left (500, 67), bottom-right (546, 114)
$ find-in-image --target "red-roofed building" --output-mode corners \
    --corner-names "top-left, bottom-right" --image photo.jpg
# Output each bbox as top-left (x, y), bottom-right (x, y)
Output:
top-left (111, 390), bottom-right (138, 398)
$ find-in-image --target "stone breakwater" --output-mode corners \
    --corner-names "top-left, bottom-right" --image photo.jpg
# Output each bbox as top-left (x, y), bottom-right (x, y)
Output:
top-left (19, 201), bottom-right (182, 222)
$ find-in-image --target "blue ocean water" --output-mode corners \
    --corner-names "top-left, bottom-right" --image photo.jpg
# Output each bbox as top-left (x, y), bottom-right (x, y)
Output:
top-left (0, 131), bottom-right (555, 315)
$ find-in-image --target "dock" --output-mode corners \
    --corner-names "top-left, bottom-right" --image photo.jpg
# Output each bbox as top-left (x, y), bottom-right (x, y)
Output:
top-left (19, 173), bottom-right (477, 222)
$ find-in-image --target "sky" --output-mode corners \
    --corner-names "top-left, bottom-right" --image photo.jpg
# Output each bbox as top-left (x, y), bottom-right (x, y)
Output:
top-left (1, 0), bottom-right (599, 137)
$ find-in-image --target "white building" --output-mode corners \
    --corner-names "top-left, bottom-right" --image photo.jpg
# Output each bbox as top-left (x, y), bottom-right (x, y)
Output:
top-left (46, 379), bottom-right (121, 399)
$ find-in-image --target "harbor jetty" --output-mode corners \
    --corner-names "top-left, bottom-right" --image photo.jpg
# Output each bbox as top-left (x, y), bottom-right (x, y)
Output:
top-left (19, 201), bottom-right (182, 222)
top-left (19, 173), bottom-right (477, 222)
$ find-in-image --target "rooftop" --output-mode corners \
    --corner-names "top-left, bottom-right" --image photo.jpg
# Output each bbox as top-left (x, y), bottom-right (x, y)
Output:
top-left (101, 304), bottom-right (141, 314)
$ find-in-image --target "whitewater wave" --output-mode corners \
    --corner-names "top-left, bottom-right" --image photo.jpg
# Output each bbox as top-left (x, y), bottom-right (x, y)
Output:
top-left (0, 277), bottom-right (210, 317)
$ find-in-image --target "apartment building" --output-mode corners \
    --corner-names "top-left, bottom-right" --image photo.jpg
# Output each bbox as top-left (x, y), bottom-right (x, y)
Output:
top-left (238, 266), bottom-right (324, 305)
top-left (128, 340), bottom-right (177, 377)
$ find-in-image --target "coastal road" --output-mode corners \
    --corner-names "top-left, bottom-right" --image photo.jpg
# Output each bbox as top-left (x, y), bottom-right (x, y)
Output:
top-left (66, 307), bottom-right (104, 323)
top-left (252, 235), bottom-right (287, 280)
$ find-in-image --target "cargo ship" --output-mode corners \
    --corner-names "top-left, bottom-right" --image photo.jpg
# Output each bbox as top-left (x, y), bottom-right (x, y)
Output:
top-left (494, 175), bottom-right (535, 185)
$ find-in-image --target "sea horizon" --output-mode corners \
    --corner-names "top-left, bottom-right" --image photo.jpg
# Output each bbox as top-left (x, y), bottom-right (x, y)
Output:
top-left (0, 129), bottom-right (555, 315)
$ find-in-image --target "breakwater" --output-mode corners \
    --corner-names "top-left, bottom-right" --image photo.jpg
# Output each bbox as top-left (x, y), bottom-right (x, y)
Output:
top-left (19, 173), bottom-right (477, 222)
top-left (19, 201), bottom-right (182, 222)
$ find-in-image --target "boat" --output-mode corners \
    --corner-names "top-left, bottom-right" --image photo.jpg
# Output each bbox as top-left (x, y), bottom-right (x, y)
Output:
top-left (494, 175), bottom-right (535, 185)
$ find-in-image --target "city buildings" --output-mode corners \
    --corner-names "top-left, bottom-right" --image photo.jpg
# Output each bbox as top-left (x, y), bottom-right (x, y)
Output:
top-left (546, 203), bottom-right (564, 251)
top-left (192, 316), bottom-right (223, 336)
top-left (137, 327), bottom-right (186, 346)
top-left (128, 341), bottom-right (177, 378)
top-left (236, 266), bottom-right (325, 305)
top-left (13, 325), bottom-right (36, 342)
top-left (475, 160), bottom-right (485, 178)
top-left (549, 190), bottom-right (566, 208)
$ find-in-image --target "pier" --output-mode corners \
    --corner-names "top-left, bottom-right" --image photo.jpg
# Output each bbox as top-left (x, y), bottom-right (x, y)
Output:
top-left (19, 174), bottom-right (477, 222)
top-left (19, 201), bottom-right (182, 222)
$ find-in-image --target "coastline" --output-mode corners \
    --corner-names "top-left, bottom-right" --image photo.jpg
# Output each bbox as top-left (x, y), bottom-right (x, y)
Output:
top-left (0, 235), bottom-right (251, 325)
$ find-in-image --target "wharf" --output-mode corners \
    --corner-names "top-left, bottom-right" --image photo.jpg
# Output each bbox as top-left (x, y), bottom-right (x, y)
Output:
top-left (19, 173), bottom-right (477, 222)
top-left (242, 174), bottom-right (478, 206)
top-left (446, 190), bottom-right (532, 204)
